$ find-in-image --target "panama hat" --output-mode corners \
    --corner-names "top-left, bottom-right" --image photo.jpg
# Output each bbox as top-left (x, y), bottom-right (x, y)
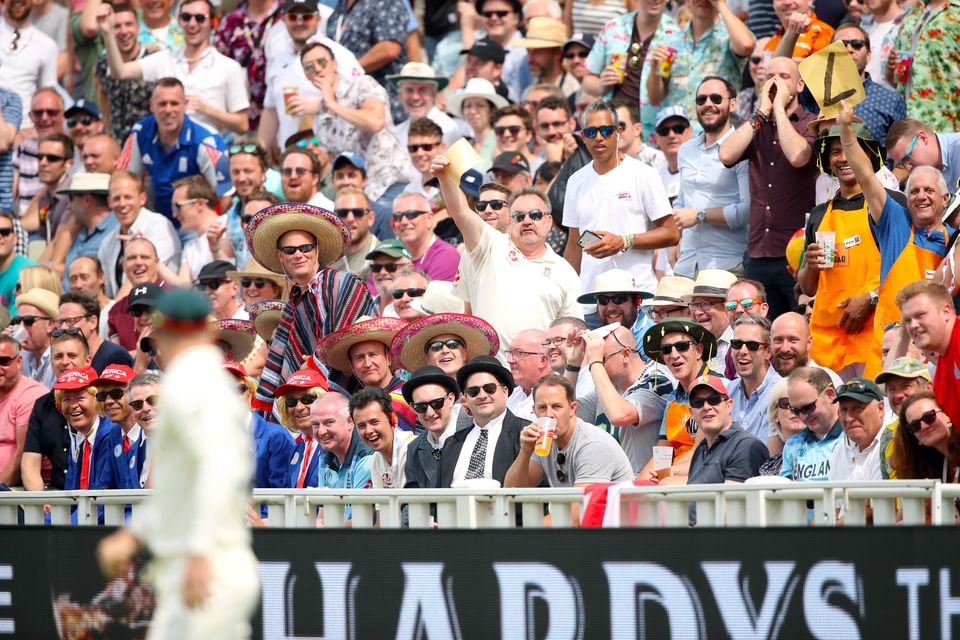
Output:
top-left (409, 280), bottom-right (465, 315)
top-left (390, 312), bottom-right (500, 372)
top-left (448, 78), bottom-right (509, 118)
top-left (513, 17), bottom-right (566, 48)
top-left (386, 61), bottom-right (449, 91)
top-left (226, 257), bottom-right (289, 299)
top-left (687, 269), bottom-right (737, 300)
top-left (577, 269), bottom-right (653, 304)
top-left (317, 316), bottom-right (407, 374)
top-left (401, 365), bottom-right (460, 404)
top-left (57, 172), bottom-right (110, 196)
top-left (248, 299), bottom-right (287, 342)
top-left (215, 319), bottom-right (257, 362)
top-left (16, 288), bottom-right (60, 319)
top-left (643, 318), bottom-right (718, 364)
top-left (245, 202), bottom-right (350, 274)
top-left (650, 276), bottom-right (695, 308)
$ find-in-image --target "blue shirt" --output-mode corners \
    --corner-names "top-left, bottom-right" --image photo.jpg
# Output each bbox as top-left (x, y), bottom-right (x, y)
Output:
top-left (938, 132), bottom-right (960, 192)
top-left (854, 74), bottom-right (906, 147)
top-left (779, 421), bottom-right (843, 481)
top-left (0, 254), bottom-right (34, 313)
top-left (62, 214), bottom-right (120, 289)
top-left (728, 366), bottom-right (782, 442)
top-left (0, 89), bottom-right (22, 213)
top-left (874, 193), bottom-right (952, 281)
top-left (319, 430), bottom-right (373, 521)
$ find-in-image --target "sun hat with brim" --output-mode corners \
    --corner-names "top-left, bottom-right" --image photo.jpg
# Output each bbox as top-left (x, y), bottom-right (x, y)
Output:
top-left (94, 365), bottom-right (136, 386)
top-left (875, 357), bottom-right (931, 384)
top-left (577, 268), bottom-right (653, 304)
top-left (226, 257), bottom-right (288, 297)
top-left (386, 61), bottom-right (449, 91)
top-left (57, 172), bottom-right (110, 196)
top-left (409, 280), bottom-right (465, 315)
top-left (833, 377), bottom-right (884, 403)
top-left (448, 78), bottom-right (509, 118)
top-left (686, 269), bottom-right (737, 300)
top-left (224, 361), bottom-right (248, 380)
top-left (245, 202), bottom-right (350, 274)
top-left (456, 355), bottom-right (515, 394)
top-left (650, 276), bottom-right (695, 308)
top-left (390, 312), bottom-right (500, 372)
top-left (643, 318), bottom-right (718, 364)
top-left (688, 374), bottom-right (730, 398)
top-left (401, 365), bottom-right (460, 404)
top-left (16, 288), bottom-right (60, 320)
top-left (249, 299), bottom-right (287, 342)
top-left (814, 122), bottom-right (884, 176)
top-left (53, 366), bottom-right (98, 390)
top-left (513, 17), bottom-right (566, 48)
top-left (317, 316), bottom-right (407, 374)
top-left (216, 319), bottom-right (257, 362)
top-left (274, 368), bottom-right (330, 397)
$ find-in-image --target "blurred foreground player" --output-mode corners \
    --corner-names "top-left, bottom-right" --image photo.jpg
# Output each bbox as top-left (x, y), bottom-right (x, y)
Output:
top-left (96, 289), bottom-right (259, 639)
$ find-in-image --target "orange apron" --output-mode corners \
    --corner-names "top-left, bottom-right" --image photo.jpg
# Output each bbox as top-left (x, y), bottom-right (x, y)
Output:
top-left (808, 197), bottom-right (881, 374)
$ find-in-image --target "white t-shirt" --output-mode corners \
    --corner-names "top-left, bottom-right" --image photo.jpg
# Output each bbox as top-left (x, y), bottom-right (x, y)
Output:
top-left (563, 155), bottom-right (673, 301)
top-left (263, 56), bottom-right (324, 149)
top-left (181, 216), bottom-right (229, 280)
top-left (0, 22), bottom-right (57, 127)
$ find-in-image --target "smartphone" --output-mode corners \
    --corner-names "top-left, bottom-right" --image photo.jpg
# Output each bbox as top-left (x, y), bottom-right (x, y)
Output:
top-left (577, 230), bottom-right (603, 248)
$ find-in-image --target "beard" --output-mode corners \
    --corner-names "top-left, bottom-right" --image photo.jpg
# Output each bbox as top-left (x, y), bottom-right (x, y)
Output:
top-left (699, 112), bottom-right (729, 134)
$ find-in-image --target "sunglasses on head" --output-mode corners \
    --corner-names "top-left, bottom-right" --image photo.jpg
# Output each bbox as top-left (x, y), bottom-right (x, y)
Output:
top-left (907, 408), bottom-right (941, 433)
top-left (475, 199), bottom-right (507, 212)
top-left (493, 125), bottom-right (522, 137)
top-left (695, 93), bottom-right (725, 106)
top-left (229, 143), bottom-right (260, 155)
top-left (11, 315), bottom-right (48, 327)
top-left (725, 298), bottom-right (756, 311)
top-left (412, 396), bottom-right (449, 414)
top-left (596, 294), bottom-right (630, 306)
top-left (426, 338), bottom-right (464, 353)
top-left (408, 142), bottom-right (440, 153)
top-left (179, 11), bottom-right (209, 23)
top-left (278, 243), bottom-right (316, 255)
top-left (730, 339), bottom-right (767, 351)
top-left (660, 340), bottom-right (692, 355)
top-left (464, 382), bottom-right (501, 398)
top-left (392, 210), bottom-right (428, 223)
top-left (392, 287), bottom-right (425, 299)
top-left (0, 356), bottom-right (16, 366)
top-left (67, 115), bottom-right (97, 128)
top-left (296, 137), bottom-right (320, 148)
top-left (511, 209), bottom-right (547, 223)
top-left (582, 125), bottom-right (617, 139)
top-left (334, 207), bottom-right (369, 219)
top-left (96, 388), bottom-right (126, 402)
top-left (369, 263), bottom-right (401, 274)
top-left (240, 277), bottom-right (270, 289)
top-left (841, 39), bottom-right (866, 50)
top-left (284, 394), bottom-right (318, 408)
top-left (655, 123), bottom-right (689, 137)
top-left (129, 396), bottom-right (159, 411)
top-left (690, 393), bottom-right (726, 409)
top-left (835, 381), bottom-right (880, 402)
top-left (52, 327), bottom-right (85, 339)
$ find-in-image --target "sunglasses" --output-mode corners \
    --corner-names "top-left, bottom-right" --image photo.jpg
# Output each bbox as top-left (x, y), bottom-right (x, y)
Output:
top-left (655, 123), bottom-right (690, 137)
top-left (776, 397), bottom-right (791, 410)
top-left (392, 210), bottom-right (428, 223)
top-left (129, 307), bottom-right (151, 318)
top-left (31, 108), bottom-right (60, 118)
top-left (392, 287), bottom-right (425, 299)
top-left (841, 39), bottom-right (866, 50)
top-left (287, 11), bottom-right (317, 23)
top-left (894, 134), bottom-right (919, 170)
top-left (197, 280), bottom-right (227, 291)
top-left (493, 125), bottom-right (523, 137)
top-left (284, 394), bottom-right (318, 408)
top-left (296, 137), bottom-right (320, 148)
top-left (408, 142), bottom-right (440, 153)
top-left (38, 153), bottom-right (66, 163)
top-left (690, 393), bottom-right (726, 409)
top-left (0, 228), bottom-right (12, 237)
top-left (11, 315), bottom-right (49, 327)
top-left (302, 58), bottom-right (330, 75)
top-left (511, 209), bottom-right (547, 223)
top-left (730, 339), bottom-right (767, 351)
top-left (563, 50), bottom-right (589, 60)
top-left (835, 381), bottom-right (879, 400)
top-left (237, 384), bottom-right (249, 394)
top-left (229, 143), bottom-right (260, 155)
top-left (173, 198), bottom-right (199, 211)
top-left (789, 387), bottom-right (830, 416)
top-left (795, 301), bottom-right (814, 314)
top-left (334, 207), bottom-right (369, 219)
top-left (95, 388), bottom-right (126, 402)
top-left (240, 214), bottom-right (255, 225)
top-left (278, 243), bottom-right (316, 255)
top-left (67, 115), bottom-right (97, 128)
top-left (475, 199), bottom-right (507, 212)
top-left (9, 29), bottom-right (19, 52)
top-left (659, 340), bottom-right (693, 355)
top-left (556, 451), bottom-right (567, 483)
top-left (907, 408), bottom-right (941, 433)
top-left (725, 298), bottom-right (756, 311)
top-left (52, 327), bottom-right (85, 339)
top-left (412, 396), bottom-right (448, 414)
top-left (426, 339), bottom-right (464, 353)
top-left (596, 294), bottom-right (630, 306)
top-left (481, 9), bottom-right (511, 17)
top-left (695, 93), bottom-right (725, 106)
top-left (281, 166), bottom-right (313, 177)
top-left (464, 382), bottom-right (502, 398)
top-left (369, 263), bottom-right (402, 274)
top-left (240, 277), bottom-right (271, 289)
top-left (129, 396), bottom-right (159, 411)
top-left (179, 11), bottom-right (209, 22)
top-left (749, 55), bottom-right (762, 64)
top-left (0, 356), bottom-right (16, 366)
top-left (582, 125), bottom-right (617, 139)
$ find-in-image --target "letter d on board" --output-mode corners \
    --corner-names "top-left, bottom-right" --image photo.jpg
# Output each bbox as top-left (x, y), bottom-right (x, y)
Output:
top-left (604, 562), bottom-right (704, 640)
top-left (493, 563), bottom-right (583, 640)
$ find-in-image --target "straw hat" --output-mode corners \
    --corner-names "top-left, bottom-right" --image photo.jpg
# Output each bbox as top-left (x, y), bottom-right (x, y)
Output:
top-left (248, 299), bottom-right (288, 342)
top-left (447, 78), bottom-right (509, 118)
top-left (57, 172), bottom-right (110, 196)
top-left (16, 288), bottom-right (60, 319)
top-left (650, 276), bottom-right (695, 308)
top-left (409, 280), bottom-right (465, 315)
top-left (577, 269), bottom-right (653, 304)
top-left (514, 17), bottom-right (566, 48)
top-left (390, 312), bottom-right (500, 372)
top-left (226, 257), bottom-right (289, 299)
top-left (245, 202), bottom-right (350, 274)
top-left (687, 269), bottom-right (737, 300)
top-left (316, 316), bottom-right (407, 374)
top-left (643, 318), bottom-right (718, 365)
top-left (215, 319), bottom-right (257, 362)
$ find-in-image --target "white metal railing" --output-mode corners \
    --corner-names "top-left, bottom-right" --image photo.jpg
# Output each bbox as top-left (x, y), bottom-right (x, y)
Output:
top-left (1, 481), bottom-right (957, 528)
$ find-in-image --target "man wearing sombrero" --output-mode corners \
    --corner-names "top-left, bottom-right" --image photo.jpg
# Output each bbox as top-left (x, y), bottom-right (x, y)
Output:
top-left (390, 312), bottom-right (500, 380)
top-left (246, 202), bottom-right (375, 414)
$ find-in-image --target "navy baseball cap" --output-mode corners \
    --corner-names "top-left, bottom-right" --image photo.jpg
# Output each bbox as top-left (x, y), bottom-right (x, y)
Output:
top-left (461, 38), bottom-right (506, 65)
top-left (65, 99), bottom-right (101, 120)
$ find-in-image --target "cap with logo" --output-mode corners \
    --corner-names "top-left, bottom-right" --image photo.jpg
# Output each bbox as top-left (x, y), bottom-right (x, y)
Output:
top-left (365, 239), bottom-right (412, 260)
top-left (491, 152), bottom-right (530, 175)
top-left (274, 369), bottom-right (330, 396)
top-left (875, 357), bottom-right (932, 384)
top-left (688, 374), bottom-right (730, 398)
top-left (128, 283), bottom-right (163, 311)
top-left (95, 365), bottom-right (136, 386)
top-left (563, 32), bottom-right (595, 52)
top-left (280, 0), bottom-right (319, 12)
top-left (53, 366), bottom-right (98, 390)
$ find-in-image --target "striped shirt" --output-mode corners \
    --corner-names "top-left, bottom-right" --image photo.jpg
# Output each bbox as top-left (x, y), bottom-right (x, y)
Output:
top-left (0, 88), bottom-right (21, 214)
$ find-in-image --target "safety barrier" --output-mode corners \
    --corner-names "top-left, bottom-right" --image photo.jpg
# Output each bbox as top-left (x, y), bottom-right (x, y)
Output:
top-left (2, 480), bottom-right (957, 528)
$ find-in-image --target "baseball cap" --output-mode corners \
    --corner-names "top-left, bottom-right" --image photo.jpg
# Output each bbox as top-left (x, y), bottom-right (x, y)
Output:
top-left (491, 152), bottom-right (530, 175)
top-left (96, 365), bottom-right (136, 385)
top-left (875, 357), bottom-right (932, 384)
top-left (688, 374), bottom-right (730, 398)
top-left (333, 152), bottom-right (367, 173)
top-left (196, 260), bottom-right (234, 282)
top-left (275, 369), bottom-right (329, 396)
top-left (128, 283), bottom-right (163, 310)
top-left (475, 0), bottom-right (522, 16)
top-left (53, 366), bottom-right (98, 390)
top-left (563, 32), bottom-right (595, 52)
top-left (65, 99), bottom-right (101, 120)
top-left (654, 106), bottom-right (690, 129)
top-left (461, 38), bottom-right (506, 64)
top-left (834, 378), bottom-right (884, 403)
top-left (365, 239), bottom-right (412, 260)
top-left (224, 361), bottom-right (248, 380)
top-left (280, 0), bottom-right (319, 12)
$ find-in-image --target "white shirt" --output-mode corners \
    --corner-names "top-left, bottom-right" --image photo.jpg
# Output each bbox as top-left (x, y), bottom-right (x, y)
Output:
top-left (370, 429), bottom-right (415, 489)
top-left (0, 21), bottom-right (57, 127)
top-left (263, 56), bottom-right (324, 150)
top-left (138, 46), bottom-right (250, 133)
top-left (827, 427), bottom-right (883, 482)
top-left (862, 15), bottom-right (899, 89)
top-left (506, 387), bottom-right (535, 422)
top-left (452, 411), bottom-right (506, 484)
top-left (98, 207), bottom-right (183, 298)
top-left (308, 190), bottom-right (335, 210)
top-left (426, 406), bottom-right (460, 449)
top-left (181, 216), bottom-right (229, 280)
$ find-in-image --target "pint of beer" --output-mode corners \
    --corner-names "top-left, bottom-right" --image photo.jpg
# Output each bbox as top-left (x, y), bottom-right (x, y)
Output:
top-left (534, 418), bottom-right (558, 457)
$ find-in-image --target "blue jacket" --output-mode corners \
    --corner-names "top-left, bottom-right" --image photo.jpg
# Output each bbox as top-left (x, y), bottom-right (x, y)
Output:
top-left (253, 414), bottom-right (295, 489)
top-left (287, 434), bottom-right (323, 489)
top-left (65, 418), bottom-right (121, 491)
top-left (99, 426), bottom-right (146, 490)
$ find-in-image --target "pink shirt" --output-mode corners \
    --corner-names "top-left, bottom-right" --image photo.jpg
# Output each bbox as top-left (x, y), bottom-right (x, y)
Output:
top-left (0, 376), bottom-right (48, 472)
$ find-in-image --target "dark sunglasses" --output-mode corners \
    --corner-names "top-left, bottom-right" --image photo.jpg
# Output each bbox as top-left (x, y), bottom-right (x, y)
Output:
top-left (481, 9), bottom-right (510, 17)
top-left (412, 396), bottom-right (448, 414)
top-left (656, 123), bottom-right (690, 137)
top-left (284, 394), bottom-right (318, 408)
top-left (129, 307), bottom-right (151, 318)
top-left (67, 115), bottom-right (97, 128)
top-left (464, 382), bottom-right (501, 398)
top-left (179, 11), bottom-right (209, 22)
top-left (52, 327), bottom-right (85, 339)
top-left (493, 125), bottom-right (522, 137)
top-left (334, 207), bottom-right (369, 219)
top-left (776, 397), bottom-right (791, 410)
top-left (475, 199), bottom-right (507, 212)
top-left (596, 294), bottom-right (630, 306)
top-left (788, 389), bottom-right (827, 416)
top-left (369, 263), bottom-right (401, 274)
top-left (38, 153), bottom-right (66, 163)
top-left (0, 356), bottom-right (17, 366)
top-left (11, 315), bottom-right (48, 327)
top-left (408, 142), bottom-right (440, 153)
top-left (695, 93), bottom-right (725, 106)
top-left (690, 393), bottom-right (726, 409)
top-left (392, 210), bottom-right (428, 223)
top-left (795, 301), bottom-right (814, 314)
top-left (556, 450), bottom-right (567, 482)
top-left (95, 389), bottom-right (126, 402)
top-left (0, 228), bottom-right (13, 237)
top-left (31, 108), bottom-right (60, 118)
top-left (197, 280), bottom-right (227, 291)
top-left (511, 209), bottom-right (546, 223)
top-left (426, 339), bottom-right (464, 353)
top-left (841, 39), bottom-right (866, 50)
top-left (582, 125), bottom-right (617, 139)
top-left (279, 243), bottom-right (316, 255)
top-left (563, 50), bottom-right (589, 60)
top-left (229, 143), bottom-right (260, 155)
top-left (240, 214), bottom-right (255, 225)
top-left (835, 381), bottom-right (879, 401)
top-left (660, 340), bottom-right (692, 355)
top-left (749, 55), bottom-right (762, 64)
top-left (907, 409), bottom-right (940, 433)
top-left (8, 29), bottom-right (20, 52)
top-left (129, 396), bottom-right (159, 411)
top-left (730, 339), bottom-right (767, 351)
top-left (240, 277), bottom-right (270, 289)
top-left (392, 287), bottom-right (425, 299)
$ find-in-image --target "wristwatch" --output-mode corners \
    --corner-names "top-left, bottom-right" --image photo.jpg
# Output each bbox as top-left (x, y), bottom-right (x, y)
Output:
top-left (696, 209), bottom-right (706, 224)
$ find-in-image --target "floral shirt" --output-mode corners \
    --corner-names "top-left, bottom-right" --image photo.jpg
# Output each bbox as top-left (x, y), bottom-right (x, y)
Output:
top-left (96, 50), bottom-right (155, 142)
top-left (312, 74), bottom-right (409, 200)
top-left (586, 11), bottom-right (681, 139)
top-left (892, 0), bottom-right (960, 131)
top-left (138, 18), bottom-right (184, 53)
top-left (214, 2), bottom-right (282, 130)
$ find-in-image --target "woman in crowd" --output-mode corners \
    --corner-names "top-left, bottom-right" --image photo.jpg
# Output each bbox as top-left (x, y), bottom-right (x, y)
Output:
top-left (892, 391), bottom-right (960, 482)
top-left (758, 378), bottom-right (807, 475)
top-left (449, 78), bottom-right (508, 170)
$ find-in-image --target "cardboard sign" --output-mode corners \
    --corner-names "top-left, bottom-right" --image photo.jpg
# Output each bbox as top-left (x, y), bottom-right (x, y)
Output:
top-left (798, 40), bottom-right (866, 118)
top-left (444, 138), bottom-right (484, 197)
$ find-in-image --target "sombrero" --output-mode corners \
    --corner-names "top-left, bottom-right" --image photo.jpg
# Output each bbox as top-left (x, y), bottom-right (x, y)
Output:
top-left (248, 299), bottom-right (288, 342)
top-left (390, 313), bottom-right (499, 372)
top-left (642, 318), bottom-right (718, 365)
top-left (226, 257), bottom-right (289, 299)
top-left (245, 202), bottom-right (350, 274)
top-left (317, 316), bottom-right (407, 374)
top-left (215, 319), bottom-right (257, 362)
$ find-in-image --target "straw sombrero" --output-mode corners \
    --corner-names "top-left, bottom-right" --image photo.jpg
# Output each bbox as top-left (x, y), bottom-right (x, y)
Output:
top-left (642, 318), bottom-right (718, 365)
top-left (317, 316), bottom-right (407, 374)
top-left (226, 257), bottom-right (289, 299)
top-left (390, 313), bottom-right (499, 372)
top-left (248, 299), bottom-right (288, 342)
top-left (245, 202), bottom-right (350, 274)
top-left (215, 319), bottom-right (257, 362)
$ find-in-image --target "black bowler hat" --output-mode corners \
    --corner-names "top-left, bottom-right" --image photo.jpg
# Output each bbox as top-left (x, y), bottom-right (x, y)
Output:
top-left (456, 355), bottom-right (515, 394)
top-left (402, 365), bottom-right (460, 404)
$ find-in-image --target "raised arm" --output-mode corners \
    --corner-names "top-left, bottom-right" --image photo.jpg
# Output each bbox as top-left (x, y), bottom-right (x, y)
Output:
top-left (430, 155), bottom-right (484, 251)
top-left (98, 6), bottom-right (144, 81)
top-left (837, 100), bottom-right (886, 223)
top-left (770, 78), bottom-right (811, 167)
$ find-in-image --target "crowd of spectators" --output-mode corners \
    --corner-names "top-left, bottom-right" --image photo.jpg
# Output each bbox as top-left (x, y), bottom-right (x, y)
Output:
top-left (1, 0), bottom-right (959, 525)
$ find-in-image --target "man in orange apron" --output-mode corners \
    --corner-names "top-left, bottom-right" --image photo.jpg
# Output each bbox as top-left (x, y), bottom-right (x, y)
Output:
top-left (797, 121), bottom-right (893, 379)
top-left (838, 101), bottom-right (953, 368)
